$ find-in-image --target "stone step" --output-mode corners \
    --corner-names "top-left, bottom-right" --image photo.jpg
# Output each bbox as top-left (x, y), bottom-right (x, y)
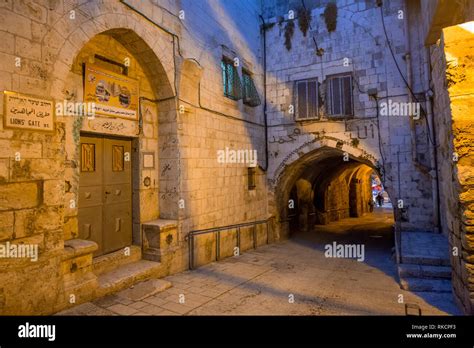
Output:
top-left (97, 260), bottom-right (162, 297)
top-left (401, 232), bottom-right (450, 266)
top-left (400, 277), bottom-right (452, 293)
top-left (398, 264), bottom-right (451, 279)
top-left (401, 254), bottom-right (451, 266)
top-left (93, 245), bottom-right (142, 276)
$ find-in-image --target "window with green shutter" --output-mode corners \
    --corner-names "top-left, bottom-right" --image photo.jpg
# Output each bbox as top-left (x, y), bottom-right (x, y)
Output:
top-left (221, 58), bottom-right (242, 100)
top-left (242, 69), bottom-right (261, 107)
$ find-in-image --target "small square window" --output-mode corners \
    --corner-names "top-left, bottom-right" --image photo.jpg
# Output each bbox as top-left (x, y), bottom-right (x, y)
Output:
top-left (221, 58), bottom-right (242, 100)
top-left (248, 167), bottom-right (256, 190)
top-left (242, 70), bottom-right (261, 107)
top-left (326, 74), bottom-right (353, 117)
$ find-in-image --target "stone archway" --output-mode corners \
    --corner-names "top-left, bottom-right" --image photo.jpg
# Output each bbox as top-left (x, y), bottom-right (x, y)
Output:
top-left (42, 5), bottom-right (176, 100)
top-left (41, 4), bottom-right (181, 240)
top-left (269, 139), bottom-right (396, 241)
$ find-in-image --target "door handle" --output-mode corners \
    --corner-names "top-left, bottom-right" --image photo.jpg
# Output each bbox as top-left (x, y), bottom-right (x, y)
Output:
top-left (84, 224), bottom-right (92, 240)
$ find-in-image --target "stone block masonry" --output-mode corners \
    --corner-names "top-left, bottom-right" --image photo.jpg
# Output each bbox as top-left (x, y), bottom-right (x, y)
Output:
top-left (0, 0), bottom-right (472, 316)
top-left (0, 0), bottom-right (267, 314)
top-left (431, 23), bottom-right (474, 314)
top-left (263, 0), bottom-right (435, 233)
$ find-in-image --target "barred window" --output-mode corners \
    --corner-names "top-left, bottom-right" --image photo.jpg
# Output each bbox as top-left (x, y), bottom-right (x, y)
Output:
top-left (242, 69), bottom-right (261, 107)
top-left (296, 78), bottom-right (318, 120)
top-left (221, 58), bottom-right (242, 100)
top-left (327, 74), bottom-right (353, 117)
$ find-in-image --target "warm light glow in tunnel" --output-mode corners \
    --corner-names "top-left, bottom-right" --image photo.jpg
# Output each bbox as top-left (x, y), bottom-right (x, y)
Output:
top-left (275, 147), bottom-right (391, 234)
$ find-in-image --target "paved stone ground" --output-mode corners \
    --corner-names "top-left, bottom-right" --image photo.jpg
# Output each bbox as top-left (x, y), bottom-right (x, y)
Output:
top-left (58, 208), bottom-right (461, 316)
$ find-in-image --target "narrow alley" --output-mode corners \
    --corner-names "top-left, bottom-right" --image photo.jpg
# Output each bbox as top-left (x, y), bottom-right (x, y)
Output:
top-left (59, 209), bottom-right (460, 316)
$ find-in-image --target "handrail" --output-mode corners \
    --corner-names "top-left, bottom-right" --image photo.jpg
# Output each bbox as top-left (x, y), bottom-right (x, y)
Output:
top-left (187, 218), bottom-right (271, 270)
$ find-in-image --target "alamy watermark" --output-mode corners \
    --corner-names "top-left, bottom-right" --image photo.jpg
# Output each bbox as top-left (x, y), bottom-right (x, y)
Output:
top-left (55, 101), bottom-right (96, 118)
top-left (18, 322), bottom-right (55, 341)
top-left (0, 242), bottom-right (38, 262)
top-left (380, 99), bottom-right (420, 120)
top-left (217, 147), bottom-right (257, 167)
top-left (324, 242), bottom-right (365, 262)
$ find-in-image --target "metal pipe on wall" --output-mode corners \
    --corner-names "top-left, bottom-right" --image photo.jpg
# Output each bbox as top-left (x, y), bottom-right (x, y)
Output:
top-left (423, 46), bottom-right (441, 234)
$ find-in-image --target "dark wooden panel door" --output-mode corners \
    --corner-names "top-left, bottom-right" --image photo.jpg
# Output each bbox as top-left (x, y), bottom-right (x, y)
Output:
top-left (102, 138), bottom-right (132, 254)
top-left (78, 135), bottom-right (132, 257)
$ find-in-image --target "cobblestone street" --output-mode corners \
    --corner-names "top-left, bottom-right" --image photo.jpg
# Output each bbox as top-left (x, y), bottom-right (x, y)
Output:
top-left (59, 209), bottom-right (460, 316)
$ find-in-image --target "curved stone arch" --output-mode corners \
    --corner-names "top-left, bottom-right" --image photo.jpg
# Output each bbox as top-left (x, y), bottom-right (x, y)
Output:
top-left (43, 4), bottom-right (176, 100)
top-left (270, 136), bottom-right (379, 189)
top-left (269, 138), bottom-right (395, 240)
top-left (42, 4), bottom-right (184, 235)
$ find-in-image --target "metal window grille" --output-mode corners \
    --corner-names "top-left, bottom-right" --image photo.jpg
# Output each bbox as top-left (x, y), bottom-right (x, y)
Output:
top-left (327, 75), bottom-right (353, 117)
top-left (296, 78), bottom-right (318, 120)
top-left (242, 70), bottom-right (261, 107)
top-left (221, 59), bottom-right (242, 100)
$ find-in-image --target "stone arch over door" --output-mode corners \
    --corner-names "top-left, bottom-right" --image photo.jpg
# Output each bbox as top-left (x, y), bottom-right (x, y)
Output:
top-left (43, 4), bottom-right (176, 100)
top-left (42, 5), bottom-right (180, 242)
top-left (269, 138), bottom-right (395, 240)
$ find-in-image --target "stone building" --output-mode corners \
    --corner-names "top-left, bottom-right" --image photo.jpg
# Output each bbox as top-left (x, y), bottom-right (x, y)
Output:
top-left (0, 0), bottom-right (472, 315)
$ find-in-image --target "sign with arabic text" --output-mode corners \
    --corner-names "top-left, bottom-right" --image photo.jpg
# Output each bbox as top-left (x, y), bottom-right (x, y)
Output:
top-left (84, 64), bottom-right (139, 120)
top-left (3, 91), bottom-right (55, 132)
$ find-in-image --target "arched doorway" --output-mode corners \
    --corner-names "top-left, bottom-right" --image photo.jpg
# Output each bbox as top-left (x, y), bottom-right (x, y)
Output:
top-left (272, 145), bottom-right (396, 236)
top-left (271, 145), bottom-right (397, 279)
top-left (51, 23), bottom-right (179, 262)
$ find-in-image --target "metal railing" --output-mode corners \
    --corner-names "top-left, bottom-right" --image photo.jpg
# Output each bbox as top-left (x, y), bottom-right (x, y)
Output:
top-left (186, 219), bottom-right (270, 270)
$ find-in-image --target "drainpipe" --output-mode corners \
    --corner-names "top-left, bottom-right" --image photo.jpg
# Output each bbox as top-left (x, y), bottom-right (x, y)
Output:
top-left (405, 53), bottom-right (417, 163)
top-left (259, 14), bottom-right (269, 172)
top-left (424, 46), bottom-right (441, 234)
top-left (402, 0), bottom-right (416, 164)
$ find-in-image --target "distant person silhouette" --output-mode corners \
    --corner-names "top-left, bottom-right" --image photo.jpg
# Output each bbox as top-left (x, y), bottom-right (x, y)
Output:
top-left (376, 192), bottom-right (384, 207)
top-left (368, 198), bottom-right (374, 212)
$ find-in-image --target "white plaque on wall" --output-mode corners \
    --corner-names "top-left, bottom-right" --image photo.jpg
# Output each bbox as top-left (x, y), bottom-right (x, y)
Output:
top-left (3, 91), bottom-right (55, 132)
top-left (143, 152), bottom-right (155, 168)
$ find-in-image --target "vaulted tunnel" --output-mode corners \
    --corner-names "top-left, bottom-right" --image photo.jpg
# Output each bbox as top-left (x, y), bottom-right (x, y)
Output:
top-left (276, 147), bottom-right (394, 243)
top-left (291, 158), bottom-right (378, 231)
top-left (275, 147), bottom-right (396, 279)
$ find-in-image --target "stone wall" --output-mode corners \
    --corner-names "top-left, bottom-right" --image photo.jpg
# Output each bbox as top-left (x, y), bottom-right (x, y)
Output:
top-left (0, 0), bottom-right (69, 314)
top-left (166, 0), bottom-right (269, 260)
top-left (0, 0), bottom-right (267, 314)
top-left (262, 0), bottom-right (434, 233)
top-left (0, 0), bottom-right (472, 316)
top-left (431, 23), bottom-right (474, 314)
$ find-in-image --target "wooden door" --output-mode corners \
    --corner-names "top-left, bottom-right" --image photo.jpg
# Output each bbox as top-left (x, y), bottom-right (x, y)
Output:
top-left (78, 135), bottom-right (132, 256)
